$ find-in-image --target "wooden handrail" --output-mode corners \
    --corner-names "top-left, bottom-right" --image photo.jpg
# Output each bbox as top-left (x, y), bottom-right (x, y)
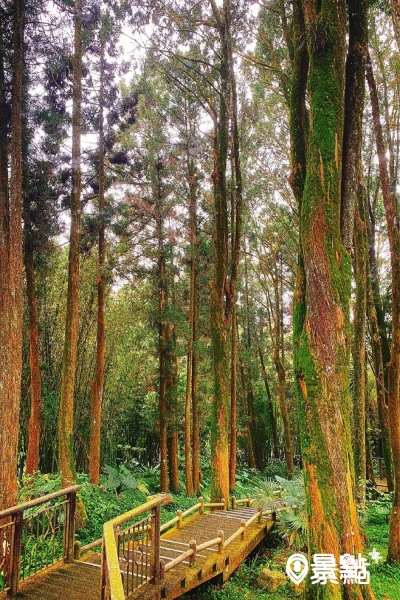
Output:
top-left (101, 494), bottom-right (171, 600)
top-left (0, 485), bottom-right (81, 520)
top-left (102, 522), bottom-right (125, 600)
top-left (104, 494), bottom-right (171, 529)
top-left (0, 486), bottom-right (80, 596)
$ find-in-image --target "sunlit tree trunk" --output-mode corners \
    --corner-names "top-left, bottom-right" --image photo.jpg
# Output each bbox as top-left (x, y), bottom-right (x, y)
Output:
top-left (58, 0), bottom-right (82, 487)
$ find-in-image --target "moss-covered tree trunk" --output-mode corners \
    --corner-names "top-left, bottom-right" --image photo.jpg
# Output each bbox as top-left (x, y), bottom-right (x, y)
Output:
top-left (0, 0), bottom-right (24, 510)
top-left (291, 0), bottom-right (375, 596)
top-left (58, 0), bottom-right (82, 488)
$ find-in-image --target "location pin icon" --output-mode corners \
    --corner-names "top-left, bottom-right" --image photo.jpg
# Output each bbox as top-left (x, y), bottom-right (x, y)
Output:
top-left (286, 553), bottom-right (309, 585)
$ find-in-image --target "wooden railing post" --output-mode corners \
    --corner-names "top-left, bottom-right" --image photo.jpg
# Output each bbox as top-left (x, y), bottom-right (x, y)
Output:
top-left (10, 511), bottom-right (23, 595)
top-left (189, 540), bottom-right (197, 566)
top-left (240, 520), bottom-right (247, 540)
top-left (65, 489), bottom-right (77, 563)
top-left (199, 497), bottom-right (204, 515)
top-left (231, 496), bottom-right (236, 510)
top-left (176, 510), bottom-right (182, 529)
top-left (153, 503), bottom-right (161, 584)
top-left (218, 530), bottom-right (224, 553)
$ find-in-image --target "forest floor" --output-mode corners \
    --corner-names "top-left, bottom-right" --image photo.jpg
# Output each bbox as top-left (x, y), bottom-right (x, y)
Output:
top-left (21, 464), bottom-right (400, 600)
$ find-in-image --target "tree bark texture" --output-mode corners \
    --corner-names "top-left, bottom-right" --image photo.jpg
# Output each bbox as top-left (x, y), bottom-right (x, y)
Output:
top-left (0, 0), bottom-right (24, 510)
top-left (58, 0), bottom-right (82, 487)
top-left (292, 0), bottom-right (375, 596)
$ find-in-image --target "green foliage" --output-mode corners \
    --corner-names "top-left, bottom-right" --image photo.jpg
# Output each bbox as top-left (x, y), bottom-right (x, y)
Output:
top-left (255, 475), bottom-right (307, 550)
top-left (100, 463), bottom-right (149, 494)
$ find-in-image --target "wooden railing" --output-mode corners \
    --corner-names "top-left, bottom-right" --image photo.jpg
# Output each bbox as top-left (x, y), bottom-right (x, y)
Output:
top-left (101, 494), bottom-right (275, 600)
top-left (101, 494), bottom-right (171, 600)
top-left (0, 485), bottom-right (80, 595)
top-left (162, 504), bottom-right (276, 576)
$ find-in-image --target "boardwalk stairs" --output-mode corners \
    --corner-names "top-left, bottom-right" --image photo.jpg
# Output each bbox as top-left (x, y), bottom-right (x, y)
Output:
top-left (0, 487), bottom-right (276, 600)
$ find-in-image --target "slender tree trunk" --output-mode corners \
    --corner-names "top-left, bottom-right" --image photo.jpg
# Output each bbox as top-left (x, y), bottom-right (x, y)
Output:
top-left (184, 135), bottom-right (196, 496)
top-left (0, 0), bottom-right (24, 510)
top-left (265, 264), bottom-right (293, 476)
top-left (353, 193), bottom-right (368, 505)
top-left (366, 54), bottom-right (400, 562)
top-left (229, 303), bottom-right (237, 491)
top-left (167, 322), bottom-right (179, 492)
top-left (258, 345), bottom-right (279, 459)
top-left (192, 288), bottom-right (200, 493)
top-left (366, 196), bottom-right (393, 490)
top-left (58, 0), bottom-right (82, 487)
top-left (365, 391), bottom-right (376, 487)
top-left (25, 248), bottom-right (42, 476)
top-left (89, 41), bottom-right (106, 485)
top-left (157, 215), bottom-right (169, 492)
top-left (239, 357), bottom-right (256, 469)
top-left (367, 269), bottom-right (393, 490)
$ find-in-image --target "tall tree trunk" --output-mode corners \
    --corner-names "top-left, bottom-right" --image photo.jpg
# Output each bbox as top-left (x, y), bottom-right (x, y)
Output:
top-left (0, 0), bottom-right (24, 510)
top-left (209, 0), bottom-right (242, 503)
top-left (258, 345), bottom-right (279, 459)
top-left (292, 0), bottom-right (374, 596)
top-left (366, 195), bottom-right (393, 490)
top-left (58, 0), bottom-right (82, 487)
top-left (229, 303), bottom-right (237, 491)
top-left (272, 270), bottom-right (293, 477)
top-left (192, 288), bottom-right (200, 493)
top-left (367, 270), bottom-right (393, 490)
top-left (366, 54), bottom-right (400, 562)
top-left (167, 321), bottom-right (179, 492)
top-left (239, 357), bottom-right (256, 469)
top-left (89, 41), bottom-right (106, 485)
top-left (184, 129), bottom-right (196, 496)
top-left (25, 247), bottom-right (42, 476)
top-left (353, 193), bottom-right (368, 505)
top-left (157, 209), bottom-right (169, 492)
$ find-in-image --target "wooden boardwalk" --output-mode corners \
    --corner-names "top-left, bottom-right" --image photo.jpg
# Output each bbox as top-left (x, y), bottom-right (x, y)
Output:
top-left (0, 491), bottom-right (275, 600)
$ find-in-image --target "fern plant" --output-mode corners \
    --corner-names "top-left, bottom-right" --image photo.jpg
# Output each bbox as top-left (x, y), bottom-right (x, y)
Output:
top-left (255, 475), bottom-right (308, 550)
